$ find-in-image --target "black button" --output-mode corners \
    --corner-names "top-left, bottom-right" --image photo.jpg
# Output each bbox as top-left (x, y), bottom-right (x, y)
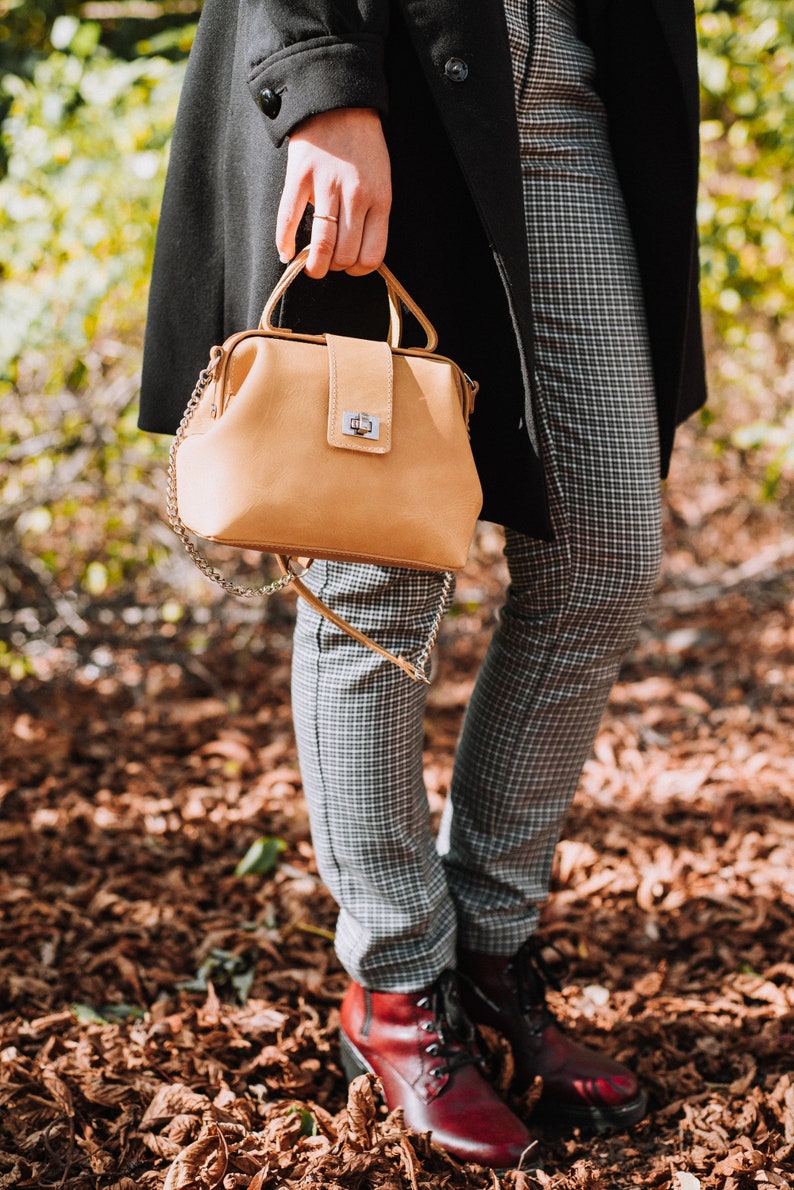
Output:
top-left (257, 87), bottom-right (281, 119)
top-left (444, 57), bottom-right (469, 83)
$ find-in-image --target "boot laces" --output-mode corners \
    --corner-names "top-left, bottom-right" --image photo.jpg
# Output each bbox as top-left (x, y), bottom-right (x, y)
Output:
top-left (513, 938), bottom-right (569, 1029)
top-left (418, 970), bottom-right (482, 1079)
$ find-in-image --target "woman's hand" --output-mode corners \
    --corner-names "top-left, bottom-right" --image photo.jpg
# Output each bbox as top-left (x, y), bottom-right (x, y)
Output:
top-left (276, 107), bottom-right (391, 278)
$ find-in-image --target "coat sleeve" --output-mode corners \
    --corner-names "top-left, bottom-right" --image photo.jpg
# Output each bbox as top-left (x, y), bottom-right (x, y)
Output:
top-left (243, 0), bottom-right (390, 145)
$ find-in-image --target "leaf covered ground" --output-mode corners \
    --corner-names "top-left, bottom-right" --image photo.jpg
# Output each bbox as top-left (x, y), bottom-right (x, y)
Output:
top-left (2, 337), bottom-right (793, 1189)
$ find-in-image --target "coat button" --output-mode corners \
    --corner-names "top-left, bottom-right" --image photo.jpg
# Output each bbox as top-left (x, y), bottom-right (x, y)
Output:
top-left (444, 57), bottom-right (469, 82)
top-left (257, 87), bottom-right (281, 119)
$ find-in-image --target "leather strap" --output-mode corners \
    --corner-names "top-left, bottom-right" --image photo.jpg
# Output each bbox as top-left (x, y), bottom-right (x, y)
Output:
top-left (275, 556), bottom-right (450, 684)
top-left (260, 247), bottom-right (438, 353)
top-left (327, 335), bottom-right (393, 454)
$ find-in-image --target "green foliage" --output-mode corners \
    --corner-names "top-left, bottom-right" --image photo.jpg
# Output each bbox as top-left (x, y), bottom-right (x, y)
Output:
top-left (71, 1002), bottom-right (145, 1023)
top-left (697, 0), bottom-right (794, 332)
top-left (235, 837), bottom-right (288, 878)
top-left (286, 1107), bottom-right (319, 1139)
top-left (0, 27), bottom-right (184, 387)
top-left (0, 0), bottom-right (199, 76)
top-left (0, 0), bottom-right (83, 76)
top-left (178, 948), bottom-right (257, 1004)
top-left (696, 0), bottom-right (794, 493)
top-left (732, 414), bottom-right (794, 500)
top-left (0, 22), bottom-right (188, 619)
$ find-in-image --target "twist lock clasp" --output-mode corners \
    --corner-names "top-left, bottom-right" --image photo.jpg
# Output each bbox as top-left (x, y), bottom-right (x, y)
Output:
top-left (342, 411), bottom-right (380, 440)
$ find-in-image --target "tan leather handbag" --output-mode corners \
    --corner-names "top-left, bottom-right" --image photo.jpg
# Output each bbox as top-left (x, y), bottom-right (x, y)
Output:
top-left (167, 248), bottom-right (483, 681)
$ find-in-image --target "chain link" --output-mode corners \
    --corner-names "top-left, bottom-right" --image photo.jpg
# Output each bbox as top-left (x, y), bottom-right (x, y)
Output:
top-left (165, 348), bottom-right (297, 601)
top-left (410, 571), bottom-right (454, 683)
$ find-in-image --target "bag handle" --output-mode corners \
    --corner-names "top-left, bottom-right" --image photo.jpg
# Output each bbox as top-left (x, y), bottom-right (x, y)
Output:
top-left (166, 354), bottom-right (451, 684)
top-left (260, 246), bottom-right (439, 353)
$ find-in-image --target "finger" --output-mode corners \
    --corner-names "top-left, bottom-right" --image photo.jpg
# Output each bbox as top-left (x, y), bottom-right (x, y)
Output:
top-left (276, 166), bottom-right (311, 264)
top-left (331, 173), bottom-right (390, 274)
top-left (305, 201), bottom-right (341, 279)
top-left (327, 202), bottom-right (364, 274)
top-left (342, 203), bottom-right (390, 276)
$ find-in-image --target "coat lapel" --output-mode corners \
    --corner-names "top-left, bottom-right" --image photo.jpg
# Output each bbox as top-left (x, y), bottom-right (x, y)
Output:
top-left (396, 0), bottom-right (527, 264)
top-left (648, 0), bottom-right (700, 129)
top-left (583, 0), bottom-right (699, 129)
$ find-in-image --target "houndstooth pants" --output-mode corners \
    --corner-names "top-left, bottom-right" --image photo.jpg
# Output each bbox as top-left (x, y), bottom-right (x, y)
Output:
top-left (290, 0), bottom-right (662, 992)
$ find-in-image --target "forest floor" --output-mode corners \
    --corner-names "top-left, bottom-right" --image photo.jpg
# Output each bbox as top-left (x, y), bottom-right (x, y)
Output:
top-left (1, 326), bottom-right (793, 1189)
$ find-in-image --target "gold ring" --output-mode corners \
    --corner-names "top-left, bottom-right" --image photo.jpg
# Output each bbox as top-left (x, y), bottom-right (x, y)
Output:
top-left (313, 213), bottom-right (339, 223)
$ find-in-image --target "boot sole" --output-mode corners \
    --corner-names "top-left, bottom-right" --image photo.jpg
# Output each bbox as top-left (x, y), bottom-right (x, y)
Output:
top-left (535, 1087), bottom-right (648, 1134)
top-left (339, 1029), bottom-right (373, 1085)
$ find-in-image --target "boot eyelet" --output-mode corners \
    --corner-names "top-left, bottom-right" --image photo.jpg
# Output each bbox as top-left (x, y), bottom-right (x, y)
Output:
top-left (430, 1067), bottom-right (444, 1079)
top-left (416, 997), bottom-right (431, 1010)
top-left (420, 1020), bottom-right (435, 1032)
top-left (425, 1043), bottom-right (439, 1056)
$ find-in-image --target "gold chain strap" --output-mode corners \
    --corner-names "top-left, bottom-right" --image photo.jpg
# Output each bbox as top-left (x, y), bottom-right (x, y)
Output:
top-left (165, 349), bottom-right (298, 600)
top-left (414, 571), bottom-right (454, 680)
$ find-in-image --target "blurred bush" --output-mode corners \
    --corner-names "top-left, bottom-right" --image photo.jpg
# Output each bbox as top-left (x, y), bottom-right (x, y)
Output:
top-left (0, 0), bottom-right (791, 653)
top-left (0, 21), bottom-right (182, 386)
top-left (0, 16), bottom-right (186, 641)
top-left (0, 0), bottom-right (84, 76)
top-left (697, 0), bottom-right (794, 330)
top-left (696, 0), bottom-right (794, 494)
top-left (0, 0), bottom-right (199, 75)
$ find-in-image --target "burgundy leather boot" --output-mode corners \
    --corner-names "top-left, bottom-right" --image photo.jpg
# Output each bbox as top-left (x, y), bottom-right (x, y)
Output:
top-left (458, 941), bottom-right (647, 1132)
top-left (339, 970), bottom-right (539, 1170)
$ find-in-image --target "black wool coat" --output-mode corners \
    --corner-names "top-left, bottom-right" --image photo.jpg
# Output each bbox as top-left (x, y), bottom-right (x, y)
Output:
top-left (139, 0), bottom-right (706, 540)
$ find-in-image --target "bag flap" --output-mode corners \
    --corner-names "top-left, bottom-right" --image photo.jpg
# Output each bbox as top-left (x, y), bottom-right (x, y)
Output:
top-left (326, 334), bottom-right (393, 455)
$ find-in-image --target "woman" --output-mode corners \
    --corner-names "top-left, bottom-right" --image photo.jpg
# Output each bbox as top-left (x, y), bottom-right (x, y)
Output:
top-left (140, 0), bottom-right (705, 1169)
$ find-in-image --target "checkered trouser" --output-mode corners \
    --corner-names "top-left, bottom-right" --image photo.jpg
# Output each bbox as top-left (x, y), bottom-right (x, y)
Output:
top-left (290, 0), bottom-right (662, 992)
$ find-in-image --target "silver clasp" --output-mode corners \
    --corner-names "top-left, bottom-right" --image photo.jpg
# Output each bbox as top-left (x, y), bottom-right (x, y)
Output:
top-left (342, 411), bottom-right (380, 440)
